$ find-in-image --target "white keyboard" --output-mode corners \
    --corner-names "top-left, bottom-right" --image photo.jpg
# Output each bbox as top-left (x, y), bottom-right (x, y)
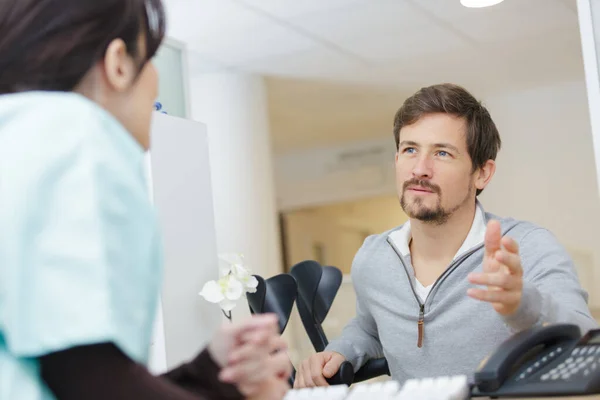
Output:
top-left (285, 375), bottom-right (470, 400)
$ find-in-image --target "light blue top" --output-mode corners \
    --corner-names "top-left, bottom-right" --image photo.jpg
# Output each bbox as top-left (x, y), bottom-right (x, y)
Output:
top-left (0, 92), bottom-right (163, 399)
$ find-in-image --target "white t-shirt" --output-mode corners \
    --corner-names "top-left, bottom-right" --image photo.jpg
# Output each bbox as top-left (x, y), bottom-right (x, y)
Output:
top-left (388, 204), bottom-right (487, 303)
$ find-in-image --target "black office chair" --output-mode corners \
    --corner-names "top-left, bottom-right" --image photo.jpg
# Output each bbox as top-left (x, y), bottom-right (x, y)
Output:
top-left (289, 260), bottom-right (390, 385)
top-left (247, 274), bottom-right (297, 334)
top-left (246, 273), bottom-right (354, 386)
top-left (246, 274), bottom-right (297, 386)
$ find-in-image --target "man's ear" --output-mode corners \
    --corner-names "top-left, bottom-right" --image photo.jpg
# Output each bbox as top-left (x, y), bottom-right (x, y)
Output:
top-left (102, 38), bottom-right (136, 92)
top-left (474, 159), bottom-right (496, 192)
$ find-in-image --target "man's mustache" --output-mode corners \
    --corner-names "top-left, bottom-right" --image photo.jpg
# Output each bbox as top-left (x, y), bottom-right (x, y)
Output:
top-left (403, 179), bottom-right (441, 194)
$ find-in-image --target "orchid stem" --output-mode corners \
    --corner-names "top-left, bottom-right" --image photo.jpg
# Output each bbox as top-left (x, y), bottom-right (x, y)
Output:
top-left (222, 309), bottom-right (232, 322)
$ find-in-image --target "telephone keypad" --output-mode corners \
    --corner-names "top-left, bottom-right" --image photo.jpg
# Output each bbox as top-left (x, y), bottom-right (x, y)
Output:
top-left (538, 345), bottom-right (600, 382)
top-left (516, 345), bottom-right (563, 382)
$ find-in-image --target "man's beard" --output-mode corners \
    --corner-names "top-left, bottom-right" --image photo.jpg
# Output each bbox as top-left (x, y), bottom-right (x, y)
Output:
top-left (400, 179), bottom-right (471, 225)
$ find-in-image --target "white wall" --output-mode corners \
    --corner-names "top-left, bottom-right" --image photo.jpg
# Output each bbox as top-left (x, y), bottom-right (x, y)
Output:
top-left (276, 80), bottom-right (600, 307)
top-left (479, 80), bottom-right (600, 306)
top-left (190, 73), bottom-right (283, 320)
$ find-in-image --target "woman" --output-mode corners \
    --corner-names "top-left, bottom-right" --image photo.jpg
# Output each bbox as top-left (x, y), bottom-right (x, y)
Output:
top-left (0, 0), bottom-right (290, 399)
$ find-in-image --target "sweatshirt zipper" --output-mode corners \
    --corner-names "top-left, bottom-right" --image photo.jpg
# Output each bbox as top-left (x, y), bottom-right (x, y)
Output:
top-left (417, 304), bottom-right (425, 348)
top-left (387, 237), bottom-right (485, 348)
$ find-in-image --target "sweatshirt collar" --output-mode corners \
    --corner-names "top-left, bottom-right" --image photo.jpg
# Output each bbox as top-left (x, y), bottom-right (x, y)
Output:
top-left (388, 201), bottom-right (487, 261)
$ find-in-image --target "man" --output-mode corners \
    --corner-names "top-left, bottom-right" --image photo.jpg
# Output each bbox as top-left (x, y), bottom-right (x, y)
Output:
top-left (293, 83), bottom-right (598, 388)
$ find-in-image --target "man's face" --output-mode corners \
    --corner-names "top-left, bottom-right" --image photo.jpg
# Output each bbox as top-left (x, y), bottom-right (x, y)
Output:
top-left (395, 113), bottom-right (476, 224)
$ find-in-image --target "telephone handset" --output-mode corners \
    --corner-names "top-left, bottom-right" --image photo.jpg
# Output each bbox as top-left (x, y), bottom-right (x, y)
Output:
top-left (472, 323), bottom-right (600, 397)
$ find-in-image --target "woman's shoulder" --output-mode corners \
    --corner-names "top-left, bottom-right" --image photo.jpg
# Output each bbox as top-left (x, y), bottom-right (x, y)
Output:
top-left (0, 90), bottom-right (101, 121)
top-left (0, 91), bottom-right (106, 146)
top-left (0, 91), bottom-right (140, 165)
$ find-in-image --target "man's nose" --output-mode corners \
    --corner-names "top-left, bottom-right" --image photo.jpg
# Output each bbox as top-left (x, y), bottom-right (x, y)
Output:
top-left (412, 155), bottom-right (433, 179)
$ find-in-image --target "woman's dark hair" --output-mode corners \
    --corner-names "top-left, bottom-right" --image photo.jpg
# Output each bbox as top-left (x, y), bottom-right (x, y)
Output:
top-left (0, 0), bottom-right (166, 94)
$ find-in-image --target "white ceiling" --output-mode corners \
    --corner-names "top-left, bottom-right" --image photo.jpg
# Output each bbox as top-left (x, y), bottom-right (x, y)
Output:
top-left (165, 0), bottom-right (581, 91)
top-left (164, 0), bottom-right (585, 152)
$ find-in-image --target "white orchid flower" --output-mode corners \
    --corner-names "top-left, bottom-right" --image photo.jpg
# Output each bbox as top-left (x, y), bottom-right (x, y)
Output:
top-left (218, 253), bottom-right (243, 277)
top-left (218, 253), bottom-right (259, 293)
top-left (199, 274), bottom-right (244, 312)
top-left (200, 253), bottom-right (261, 315)
top-left (230, 263), bottom-right (258, 293)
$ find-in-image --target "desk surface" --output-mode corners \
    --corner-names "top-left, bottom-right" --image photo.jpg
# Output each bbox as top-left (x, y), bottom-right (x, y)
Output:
top-left (482, 397), bottom-right (600, 399)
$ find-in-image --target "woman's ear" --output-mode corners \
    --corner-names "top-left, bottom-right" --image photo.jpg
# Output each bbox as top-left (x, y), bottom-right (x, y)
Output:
top-left (102, 38), bottom-right (137, 92)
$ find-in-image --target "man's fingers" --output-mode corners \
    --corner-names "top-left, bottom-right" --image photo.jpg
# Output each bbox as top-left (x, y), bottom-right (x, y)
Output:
top-left (501, 235), bottom-right (519, 254)
top-left (295, 354), bottom-right (331, 388)
top-left (468, 272), bottom-right (521, 290)
top-left (495, 249), bottom-right (522, 276)
top-left (293, 364), bottom-right (304, 388)
top-left (467, 287), bottom-right (521, 304)
top-left (309, 355), bottom-right (329, 387)
top-left (484, 219), bottom-right (502, 259)
top-left (323, 353), bottom-right (344, 378)
top-left (301, 359), bottom-right (316, 387)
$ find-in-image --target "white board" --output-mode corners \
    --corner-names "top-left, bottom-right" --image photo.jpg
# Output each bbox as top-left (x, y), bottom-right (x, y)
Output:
top-left (146, 113), bottom-right (221, 371)
top-left (145, 152), bottom-right (168, 374)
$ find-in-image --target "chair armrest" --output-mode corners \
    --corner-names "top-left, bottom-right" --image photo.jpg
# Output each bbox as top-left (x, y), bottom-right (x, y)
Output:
top-left (326, 361), bottom-right (355, 386)
top-left (353, 358), bottom-right (390, 383)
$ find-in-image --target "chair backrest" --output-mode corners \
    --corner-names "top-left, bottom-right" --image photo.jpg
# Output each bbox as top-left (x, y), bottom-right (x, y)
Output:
top-left (289, 260), bottom-right (343, 352)
top-left (290, 261), bottom-right (391, 385)
top-left (247, 274), bottom-right (297, 334)
top-left (246, 273), bottom-right (299, 386)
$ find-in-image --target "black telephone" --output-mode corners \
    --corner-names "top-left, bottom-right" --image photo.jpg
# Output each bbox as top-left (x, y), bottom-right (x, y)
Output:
top-left (471, 323), bottom-right (600, 397)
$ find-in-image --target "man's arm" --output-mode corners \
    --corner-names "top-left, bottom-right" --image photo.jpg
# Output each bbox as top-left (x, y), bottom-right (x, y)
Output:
top-left (40, 343), bottom-right (243, 400)
top-left (325, 290), bottom-right (384, 372)
top-left (325, 235), bottom-right (384, 372)
top-left (503, 228), bottom-right (598, 333)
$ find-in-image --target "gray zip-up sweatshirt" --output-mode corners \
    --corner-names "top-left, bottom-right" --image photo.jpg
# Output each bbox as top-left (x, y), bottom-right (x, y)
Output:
top-left (325, 211), bottom-right (598, 383)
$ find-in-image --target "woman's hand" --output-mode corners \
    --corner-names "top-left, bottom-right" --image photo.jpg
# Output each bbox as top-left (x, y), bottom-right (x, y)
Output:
top-left (208, 314), bottom-right (291, 396)
top-left (221, 339), bottom-right (291, 396)
top-left (207, 314), bottom-right (279, 369)
top-left (247, 377), bottom-right (291, 400)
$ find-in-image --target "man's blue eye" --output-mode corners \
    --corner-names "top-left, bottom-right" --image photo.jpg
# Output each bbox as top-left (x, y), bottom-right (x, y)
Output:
top-left (405, 148), bottom-right (416, 154)
top-left (438, 151), bottom-right (449, 157)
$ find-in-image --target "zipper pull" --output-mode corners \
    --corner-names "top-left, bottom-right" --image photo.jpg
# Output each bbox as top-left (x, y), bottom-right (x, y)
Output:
top-left (417, 304), bottom-right (425, 348)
